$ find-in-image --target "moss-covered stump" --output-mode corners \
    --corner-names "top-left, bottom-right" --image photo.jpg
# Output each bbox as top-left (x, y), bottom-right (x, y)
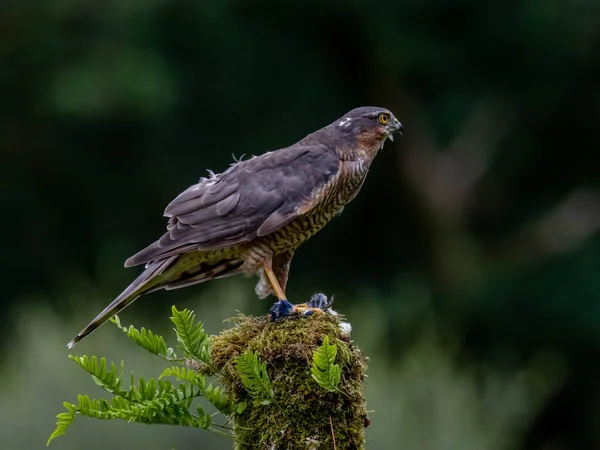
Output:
top-left (204, 313), bottom-right (368, 449)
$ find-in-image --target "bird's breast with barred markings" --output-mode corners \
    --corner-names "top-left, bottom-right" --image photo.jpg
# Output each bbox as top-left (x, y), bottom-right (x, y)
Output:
top-left (253, 158), bottom-right (370, 257)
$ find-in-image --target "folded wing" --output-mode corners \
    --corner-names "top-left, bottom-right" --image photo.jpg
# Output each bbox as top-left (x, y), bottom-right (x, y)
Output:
top-left (125, 146), bottom-right (340, 267)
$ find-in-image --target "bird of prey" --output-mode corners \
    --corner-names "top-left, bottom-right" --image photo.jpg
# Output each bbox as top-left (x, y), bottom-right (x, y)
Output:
top-left (67, 106), bottom-right (403, 348)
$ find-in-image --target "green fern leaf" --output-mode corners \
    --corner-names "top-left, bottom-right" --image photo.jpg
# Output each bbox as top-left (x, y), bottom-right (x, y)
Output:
top-left (160, 366), bottom-right (206, 389)
top-left (311, 336), bottom-right (341, 393)
top-left (196, 405), bottom-right (212, 429)
top-left (70, 354), bottom-right (190, 405)
top-left (47, 402), bottom-right (77, 446)
top-left (170, 306), bottom-right (211, 363)
top-left (204, 383), bottom-right (234, 414)
top-left (111, 315), bottom-right (178, 361)
top-left (160, 366), bottom-right (233, 414)
top-left (49, 307), bottom-right (241, 444)
top-left (235, 352), bottom-right (274, 405)
top-left (76, 394), bottom-right (115, 419)
top-left (70, 355), bottom-right (126, 397)
top-left (49, 390), bottom-right (208, 444)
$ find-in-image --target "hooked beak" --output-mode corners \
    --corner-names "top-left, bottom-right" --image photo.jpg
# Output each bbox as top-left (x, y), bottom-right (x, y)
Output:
top-left (387, 117), bottom-right (403, 141)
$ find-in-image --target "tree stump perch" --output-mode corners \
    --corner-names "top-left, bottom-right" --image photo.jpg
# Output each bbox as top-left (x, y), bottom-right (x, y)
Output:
top-left (199, 307), bottom-right (369, 449)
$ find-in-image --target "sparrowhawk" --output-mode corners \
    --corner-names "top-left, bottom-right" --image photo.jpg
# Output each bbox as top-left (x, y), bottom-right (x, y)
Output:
top-left (67, 106), bottom-right (403, 347)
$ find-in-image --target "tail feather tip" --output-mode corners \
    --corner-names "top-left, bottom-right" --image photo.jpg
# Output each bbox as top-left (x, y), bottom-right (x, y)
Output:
top-left (66, 337), bottom-right (79, 349)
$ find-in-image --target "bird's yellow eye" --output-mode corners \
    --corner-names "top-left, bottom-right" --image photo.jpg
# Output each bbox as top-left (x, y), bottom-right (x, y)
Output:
top-left (378, 113), bottom-right (390, 125)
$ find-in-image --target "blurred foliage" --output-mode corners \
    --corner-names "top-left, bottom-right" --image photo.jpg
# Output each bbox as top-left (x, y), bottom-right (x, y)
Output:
top-left (2, 0), bottom-right (600, 448)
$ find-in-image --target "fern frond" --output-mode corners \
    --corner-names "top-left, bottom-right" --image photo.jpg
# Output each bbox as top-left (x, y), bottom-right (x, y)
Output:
top-left (196, 406), bottom-right (212, 429)
top-left (69, 355), bottom-right (126, 397)
top-left (311, 336), bottom-right (342, 393)
top-left (77, 394), bottom-right (116, 419)
top-left (205, 383), bottom-right (235, 414)
top-left (48, 379), bottom-right (219, 445)
top-left (111, 315), bottom-right (178, 361)
top-left (160, 366), bottom-right (236, 414)
top-left (47, 402), bottom-right (77, 446)
top-left (235, 352), bottom-right (274, 405)
top-left (70, 354), bottom-right (181, 404)
top-left (160, 366), bottom-right (206, 389)
top-left (170, 306), bottom-right (211, 364)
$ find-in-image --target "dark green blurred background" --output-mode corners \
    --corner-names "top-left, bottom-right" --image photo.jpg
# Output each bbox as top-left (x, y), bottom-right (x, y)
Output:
top-left (2, 1), bottom-right (600, 449)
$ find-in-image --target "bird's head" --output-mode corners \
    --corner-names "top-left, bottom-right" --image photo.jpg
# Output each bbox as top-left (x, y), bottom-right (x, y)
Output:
top-left (338, 106), bottom-right (402, 138)
top-left (298, 106), bottom-right (403, 160)
top-left (332, 106), bottom-right (403, 159)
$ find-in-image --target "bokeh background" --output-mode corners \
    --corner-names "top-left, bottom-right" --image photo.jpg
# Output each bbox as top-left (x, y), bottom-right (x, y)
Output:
top-left (2, 1), bottom-right (600, 449)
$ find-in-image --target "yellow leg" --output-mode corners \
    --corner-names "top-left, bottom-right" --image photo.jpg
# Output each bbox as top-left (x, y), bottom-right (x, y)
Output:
top-left (264, 266), bottom-right (287, 300)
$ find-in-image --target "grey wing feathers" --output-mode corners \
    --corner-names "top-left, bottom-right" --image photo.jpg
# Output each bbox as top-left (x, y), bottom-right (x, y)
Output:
top-left (125, 146), bottom-right (340, 267)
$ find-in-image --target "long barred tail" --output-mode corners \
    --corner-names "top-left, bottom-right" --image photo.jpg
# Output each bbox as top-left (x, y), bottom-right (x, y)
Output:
top-left (66, 257), bottom-right (243, 348)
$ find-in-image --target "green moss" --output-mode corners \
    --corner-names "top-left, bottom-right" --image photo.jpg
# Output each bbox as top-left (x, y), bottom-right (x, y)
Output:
top-left (203, 313), bottom-right (368, 449)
